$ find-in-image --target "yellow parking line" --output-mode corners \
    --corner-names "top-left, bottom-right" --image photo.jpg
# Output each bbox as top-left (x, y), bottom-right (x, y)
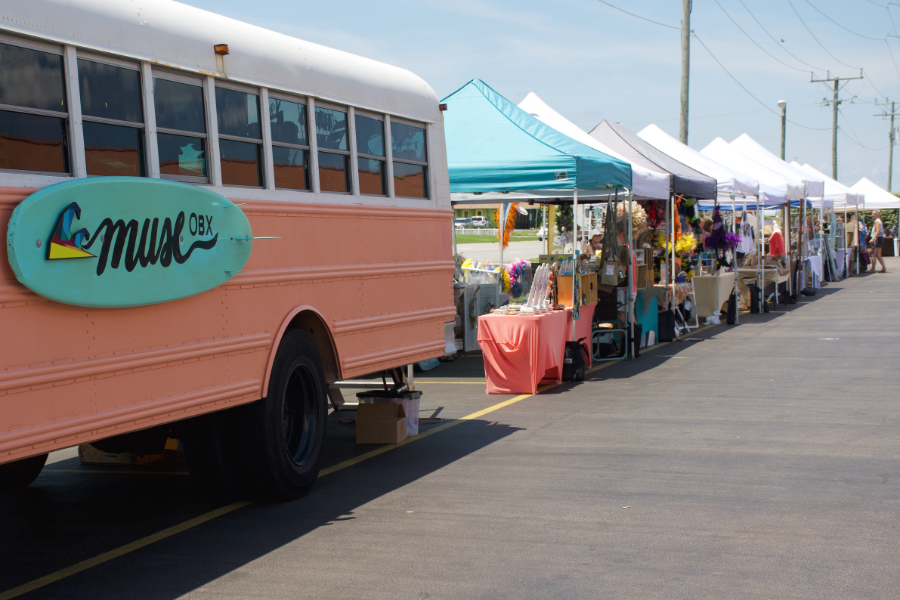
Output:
top-left (42, 469), bottom-right (189, 476)
top-left (0, 501), bottom-right (251, 600)
top-left (0, 392), bottom-right (535, 600)
top-left (1, 321), bottom-right (721, 599)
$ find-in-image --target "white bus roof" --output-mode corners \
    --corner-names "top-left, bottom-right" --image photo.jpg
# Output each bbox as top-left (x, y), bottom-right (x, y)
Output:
top-left (0, 0), bottom-right (440, 123)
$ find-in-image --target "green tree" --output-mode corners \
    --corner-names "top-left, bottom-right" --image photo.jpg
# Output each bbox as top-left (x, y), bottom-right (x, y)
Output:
top-left (863, 208), bottom-right (898, 233)
top-left (555, 205), bottom-right (573, 236)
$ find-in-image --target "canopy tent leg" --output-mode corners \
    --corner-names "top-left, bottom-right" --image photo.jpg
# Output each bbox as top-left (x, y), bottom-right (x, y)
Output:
top-left (843, 204), bottom-right (848, 278)
top-left (856, 202), bottom-right (859, 275)
top-left (732, 194), bottom-right (738, 325)
top-left (572, 189), bottom-right (578, 342)
top-left (784, 204), bottom-right (791, 296)
top-left (545, 204), bottom-right (549, 256)
top-left (801, 197), bottom-right (806, 287)
top-left (670, 194), bottom-right (676, 296)
top-left (626, 188), bottom-right (634, 358)
top-left (757, 197), bottom-right (763, 314)
top-left (666, 193), bottom-right (671, 287)
top-left (715, 198), bottom-right (720, 323)
top-left (499, 203), bottom-right (505, 274)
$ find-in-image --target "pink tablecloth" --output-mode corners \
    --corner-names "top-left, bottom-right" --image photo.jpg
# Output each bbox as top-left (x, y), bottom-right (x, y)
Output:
top-left (564, 302), bottom-right (597, 368)
top-left (478, 310), bottom-right (568, 395)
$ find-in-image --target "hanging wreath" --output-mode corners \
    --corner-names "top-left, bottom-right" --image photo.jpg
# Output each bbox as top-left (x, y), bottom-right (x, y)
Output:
top-left (616, 201), bottom-right (648, 238)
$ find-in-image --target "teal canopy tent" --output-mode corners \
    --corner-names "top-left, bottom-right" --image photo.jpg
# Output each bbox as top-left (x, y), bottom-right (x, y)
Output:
top-left (442, 79), bottom-right (632, 195)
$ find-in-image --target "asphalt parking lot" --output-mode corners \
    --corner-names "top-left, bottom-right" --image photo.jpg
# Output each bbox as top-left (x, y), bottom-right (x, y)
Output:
top-left (2, 259), bottom-right (899, 599)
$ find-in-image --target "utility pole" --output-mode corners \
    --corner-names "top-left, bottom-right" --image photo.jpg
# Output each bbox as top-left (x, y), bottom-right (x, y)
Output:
top-left (778, 100), bottom-right (787, 160)
top-left (679, 0), bottom-right (691, 144)
top-left (811, 70), bottom-right (863, 180)
top-left (875, 100), bottom-right (899, 191)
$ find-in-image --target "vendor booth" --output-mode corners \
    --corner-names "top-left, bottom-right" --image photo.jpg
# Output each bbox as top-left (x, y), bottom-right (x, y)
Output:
top-left (700, 137), bottom-right (797, 312)
top-left (639, 124), bottom-right (765, 324)
top-left (588, 120), bottom-right (723, 334)
top-left (727, 135), bottom-right (832, 293)
top-left (794, 162), bottom-right (860, 277)
top-left (443, 79), bottom-right (633, 394)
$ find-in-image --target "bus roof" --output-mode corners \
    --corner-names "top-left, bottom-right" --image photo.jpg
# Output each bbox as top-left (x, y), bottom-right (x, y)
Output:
top-left (0, 0), bottom-right (440, 123)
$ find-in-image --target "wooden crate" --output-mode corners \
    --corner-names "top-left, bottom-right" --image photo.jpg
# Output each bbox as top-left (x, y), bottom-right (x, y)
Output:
top-left (582, 272), bottom-right (598, 305)
top-left (635, 264), bottom-right (650, 289)
top-left (557, 273), bottom-right (598, 307)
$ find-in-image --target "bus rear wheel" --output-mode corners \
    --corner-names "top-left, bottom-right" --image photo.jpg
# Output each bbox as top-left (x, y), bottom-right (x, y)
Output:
top-left (240, 330), bottom-right (328, 500)
top-left (0, 453), bottom-right (48, 493)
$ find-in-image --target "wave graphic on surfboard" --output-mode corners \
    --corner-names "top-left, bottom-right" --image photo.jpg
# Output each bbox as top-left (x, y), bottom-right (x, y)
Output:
top-left (48, 202), bottom-right (95, 260)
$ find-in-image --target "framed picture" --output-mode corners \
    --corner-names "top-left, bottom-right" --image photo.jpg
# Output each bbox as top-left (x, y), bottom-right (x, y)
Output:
top-left (634, 249), bottom-right (646, 266)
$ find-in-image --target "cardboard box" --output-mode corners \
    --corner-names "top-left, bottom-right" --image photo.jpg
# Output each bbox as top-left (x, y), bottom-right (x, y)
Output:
top-left (355, 403), bottom-right (407, 445)
top-left (357, 391), bottom-right (421, 437)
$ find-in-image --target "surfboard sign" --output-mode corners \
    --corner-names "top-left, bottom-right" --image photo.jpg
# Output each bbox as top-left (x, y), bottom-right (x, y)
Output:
top-left (7, 177), bottom-right (253, 308)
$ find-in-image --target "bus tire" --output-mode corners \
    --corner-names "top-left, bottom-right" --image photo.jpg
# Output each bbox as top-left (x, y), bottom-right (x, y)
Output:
top-left (0, 453), bottom-right (48, 493)
top-left (241, 329), bottom-right (328, 500)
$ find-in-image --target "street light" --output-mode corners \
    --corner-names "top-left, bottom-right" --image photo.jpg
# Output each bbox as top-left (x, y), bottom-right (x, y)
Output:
top-left (777, 100), bottom-right (787, 160)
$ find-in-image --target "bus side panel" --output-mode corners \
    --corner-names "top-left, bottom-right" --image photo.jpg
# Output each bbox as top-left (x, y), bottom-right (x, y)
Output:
top-left (0, 193), bottom-right (454, 463)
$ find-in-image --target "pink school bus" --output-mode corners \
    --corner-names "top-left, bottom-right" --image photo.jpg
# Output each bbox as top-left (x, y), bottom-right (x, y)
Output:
top-left (0, 0), bottom-right (454, 498)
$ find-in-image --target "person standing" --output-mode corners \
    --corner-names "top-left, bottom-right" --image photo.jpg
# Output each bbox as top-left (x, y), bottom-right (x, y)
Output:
top-left (870, 210), bottom-right (887, 273)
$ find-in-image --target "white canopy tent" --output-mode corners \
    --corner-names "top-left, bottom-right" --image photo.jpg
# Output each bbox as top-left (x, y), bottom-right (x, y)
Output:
top-left (518, 93), bottom-right (671, 200)
top-left (791, 163), bottom-right (859, 208)
top-left (730, 134), bottom-right (825, 200)
top-left (850, 178), bottom-right (900, 210)
top-left (701, 138), bottom-right (794, 204)
top-left (638, 124), bottom-right (758, 200)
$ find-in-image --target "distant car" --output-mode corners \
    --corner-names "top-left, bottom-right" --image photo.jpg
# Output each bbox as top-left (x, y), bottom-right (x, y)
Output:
top-left (470, 216), bottom-right (489, 228)
top-left (454, 217), bottom-right (473, 228)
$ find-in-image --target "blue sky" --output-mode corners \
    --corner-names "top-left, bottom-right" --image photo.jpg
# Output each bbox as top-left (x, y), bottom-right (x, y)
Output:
top-left (182, 0), bottom-right (900, 190)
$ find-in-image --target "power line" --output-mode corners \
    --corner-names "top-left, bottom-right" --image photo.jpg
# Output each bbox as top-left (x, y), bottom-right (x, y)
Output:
top-left (840, 129), bottom-right (889, 152)
top-left (593, 0), bottom-right (680, 30)
top-left (802, 0), bottom-right (884, 40)
top-left (885, 39), bottom-right (900, 78)
top-left (736, 0), bottom-right (828, 71)
top-left (840, 129), bottom-right (887, 178)
top-left (692, 32), bottom-right (830, 131)
top-left (863, 69), bottom-right (890, 99)
top-left (712, 0), bottom-right (811, 73)
top-left (786, 0), bottom-right (860, 70)
top-left (627, 103), bottom-right (822, 126)
top-left (840, 107), bottom-right (888, 151)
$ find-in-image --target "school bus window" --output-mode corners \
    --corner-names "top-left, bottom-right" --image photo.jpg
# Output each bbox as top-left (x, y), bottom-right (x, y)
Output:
top-left (315, 105), bottom-right (351, 193)
top-left (215, 86), bottom-right (263, 187)
top-left (153, 76), bottom-right (207, 182)
top-left (355, 114), bottom-right (385, 196)
top-left (0, 41), bottom-right (70, 174)
top-left (391, 120), bottom-right (428, 199)
top-left (78, 59), bottom-right (145, 177)
top-left (269, 96), bottom-right (310, 191)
